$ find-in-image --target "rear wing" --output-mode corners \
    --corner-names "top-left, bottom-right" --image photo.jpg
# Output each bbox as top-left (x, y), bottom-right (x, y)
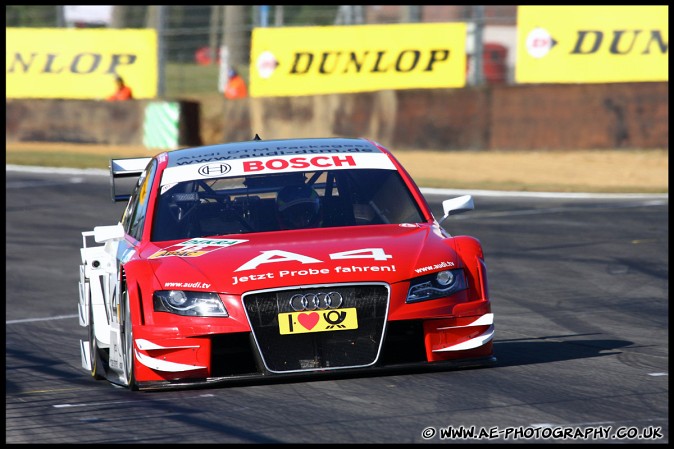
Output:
top-left (109, 157), bottom-right (152, 202)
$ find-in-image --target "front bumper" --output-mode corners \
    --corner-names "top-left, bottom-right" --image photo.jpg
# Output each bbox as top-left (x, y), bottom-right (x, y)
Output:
top-left (129, 283), bottom-right (494, 389)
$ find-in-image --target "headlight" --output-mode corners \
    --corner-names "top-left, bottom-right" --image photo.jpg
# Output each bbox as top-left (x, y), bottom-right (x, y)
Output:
top-left (406, 269), bottom-right (467, 303)
top-left (153, 290), bottom-right (229, 317)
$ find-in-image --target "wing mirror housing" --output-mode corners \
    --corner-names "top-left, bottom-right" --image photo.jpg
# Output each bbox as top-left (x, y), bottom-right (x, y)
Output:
top-left (439, 195), bottom-right (474, 225)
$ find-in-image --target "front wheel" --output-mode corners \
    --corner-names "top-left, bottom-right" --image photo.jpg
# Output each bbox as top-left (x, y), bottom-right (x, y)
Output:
top-left (121, 288), bottom-right (138, 391)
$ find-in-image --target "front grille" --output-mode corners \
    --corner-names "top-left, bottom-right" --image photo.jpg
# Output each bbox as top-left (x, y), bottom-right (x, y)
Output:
top-left (243, 284), bottom-right (389, 373)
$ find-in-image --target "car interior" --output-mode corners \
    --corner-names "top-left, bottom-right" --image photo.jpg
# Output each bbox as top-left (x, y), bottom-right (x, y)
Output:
top-left (151, 169), bottom-right (424, 241)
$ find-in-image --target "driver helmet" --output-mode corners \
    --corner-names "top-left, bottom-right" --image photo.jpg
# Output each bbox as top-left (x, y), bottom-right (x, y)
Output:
top-left (276, 184), bottom-right (321, 229)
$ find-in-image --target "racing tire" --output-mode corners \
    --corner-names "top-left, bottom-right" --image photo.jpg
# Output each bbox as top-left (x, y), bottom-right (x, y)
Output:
top-left (122, 288), bottom-right (138, 391)
top-left (88, 292), bottom-right (106, 380)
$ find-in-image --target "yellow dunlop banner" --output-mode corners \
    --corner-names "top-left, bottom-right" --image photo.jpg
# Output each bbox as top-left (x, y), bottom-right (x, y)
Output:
top-left (6, 28), bottom-right (157, 99)
top-left (516, 5), bottom-right (668, 83)
top-left (250, 23), bottom-right (466, 97)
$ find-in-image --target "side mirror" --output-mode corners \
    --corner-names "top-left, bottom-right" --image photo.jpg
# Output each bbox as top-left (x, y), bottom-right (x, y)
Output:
top-left (439, 195), bottom-right (474, 225)
top-left (93, 223), bottom-right (125, 243)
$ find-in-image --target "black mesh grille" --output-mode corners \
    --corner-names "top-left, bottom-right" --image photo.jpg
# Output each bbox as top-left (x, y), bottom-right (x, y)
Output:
top-left (243, 284), bottom-right (389, 373)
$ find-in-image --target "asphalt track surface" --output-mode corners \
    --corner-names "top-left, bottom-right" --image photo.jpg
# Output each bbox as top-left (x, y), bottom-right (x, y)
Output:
top-left (6, 166), bottom-right (669, 444)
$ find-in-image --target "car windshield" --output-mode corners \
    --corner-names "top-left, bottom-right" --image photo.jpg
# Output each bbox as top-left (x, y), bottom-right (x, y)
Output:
top-left (151, 168), bottom-right (425, 241)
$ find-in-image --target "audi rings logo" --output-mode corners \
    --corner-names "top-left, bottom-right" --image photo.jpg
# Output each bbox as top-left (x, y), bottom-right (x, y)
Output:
top-left (198, 163), bottom-right (232, 177)
top-left (289, 292), bottom-right (343, 311)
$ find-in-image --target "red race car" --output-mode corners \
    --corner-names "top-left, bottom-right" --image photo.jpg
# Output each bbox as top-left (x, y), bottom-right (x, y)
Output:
top-left (78, 136), bottom-right (495, 390)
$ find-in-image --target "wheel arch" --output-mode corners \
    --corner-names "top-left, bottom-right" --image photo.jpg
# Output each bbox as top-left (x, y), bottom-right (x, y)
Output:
top-left (452, 235), bottom-right (488, 302)
top-left (120, 261), bottom-right (154, 326)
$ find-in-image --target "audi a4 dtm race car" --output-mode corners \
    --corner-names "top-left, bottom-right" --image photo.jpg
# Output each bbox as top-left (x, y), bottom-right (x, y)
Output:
top-left (78, 136), bottom-right (495, 390)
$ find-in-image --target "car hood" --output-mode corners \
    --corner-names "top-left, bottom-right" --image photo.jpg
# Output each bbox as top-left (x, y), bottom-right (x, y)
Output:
top-left (144, 224), bottom-right (460, 295)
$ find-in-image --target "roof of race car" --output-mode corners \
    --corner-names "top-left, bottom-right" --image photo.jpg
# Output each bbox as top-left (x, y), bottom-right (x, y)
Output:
top-left (163, 137), bottom-right (385, 168)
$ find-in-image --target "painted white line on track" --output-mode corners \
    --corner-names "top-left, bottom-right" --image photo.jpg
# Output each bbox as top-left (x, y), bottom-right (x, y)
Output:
top-left (421, 187), bottom-right (669, 200)
top-left (6, 179), bottom-right (84, 188)
top-left (7, 314), bottom-right (78, 325)
top-left (7, 164), bottom-right (668, 200)
top-left (6, 164), bottom-right (108, 176)
top-left (449, 200), bottom-right (668, 220)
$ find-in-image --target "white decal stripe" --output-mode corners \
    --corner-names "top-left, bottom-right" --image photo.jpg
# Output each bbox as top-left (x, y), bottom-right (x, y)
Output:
top-left (436, 313), bottom-right (494, 330)
top-left (135, 349), bottom-right (206, 372)
top-left (432, 325), bottom-right (495, 352)
top-left (135, 338), bottom-right (200, 350)
top-left (160, 153), bottom-right (396, 186)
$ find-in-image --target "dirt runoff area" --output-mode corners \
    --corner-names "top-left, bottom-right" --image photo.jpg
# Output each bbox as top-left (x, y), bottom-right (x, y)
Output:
top-left (5, 142), bottom-right (668, 194)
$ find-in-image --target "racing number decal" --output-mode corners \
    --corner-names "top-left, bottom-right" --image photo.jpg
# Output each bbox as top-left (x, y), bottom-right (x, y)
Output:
top-left (235, 248), bottom-right (392, 272)
top-left (329, 248), bottom-right (392, 261)
top-left (278, 308), bottom-right (358, 335)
